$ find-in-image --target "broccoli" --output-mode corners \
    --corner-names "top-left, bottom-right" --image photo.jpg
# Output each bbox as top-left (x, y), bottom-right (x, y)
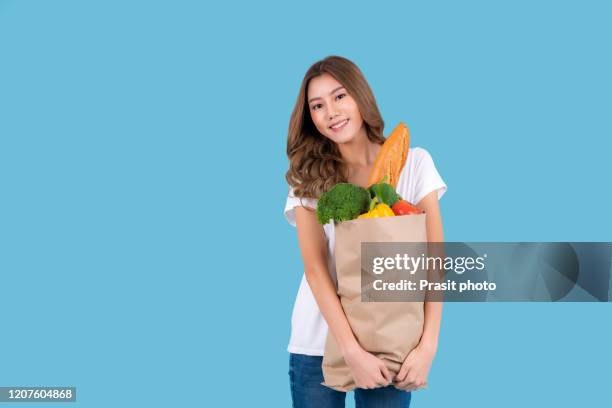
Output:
top-left (368, 180), bottom-right (400, 206)
top-left (316, 183), bottom-right (371, 224)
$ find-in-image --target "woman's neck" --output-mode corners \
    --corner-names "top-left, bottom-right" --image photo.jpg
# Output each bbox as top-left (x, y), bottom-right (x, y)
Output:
top-left (338, 127), bottom-right (381, 168)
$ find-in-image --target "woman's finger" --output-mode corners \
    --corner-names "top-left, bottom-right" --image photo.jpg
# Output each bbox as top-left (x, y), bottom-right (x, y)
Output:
top-left (397, 376), bottom-right (417, 390)
top-left (395, 362), bottom-right (410, 382)
top-left (375, 374), bottom-right (389, 387)
top-left (380, 364), bottom-right (393, 384)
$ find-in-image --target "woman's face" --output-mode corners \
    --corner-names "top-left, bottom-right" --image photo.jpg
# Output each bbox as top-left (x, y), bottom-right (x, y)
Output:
top-left (307, 73), bottom-right (365, 144)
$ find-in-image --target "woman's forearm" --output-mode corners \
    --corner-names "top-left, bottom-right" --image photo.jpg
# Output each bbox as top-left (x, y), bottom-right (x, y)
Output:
top-left (416, 190), bottom-right (445, 353)
top-left (420, 301), bottom-right (442, 352)
top-left (304, 264), bottom-right (360, 355)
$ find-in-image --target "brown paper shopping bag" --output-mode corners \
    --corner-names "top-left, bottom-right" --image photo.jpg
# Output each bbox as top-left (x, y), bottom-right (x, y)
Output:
top-left (322, 214), bottom-right (428, 392)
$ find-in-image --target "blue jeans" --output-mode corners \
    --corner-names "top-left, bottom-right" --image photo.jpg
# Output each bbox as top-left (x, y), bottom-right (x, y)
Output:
top-left (289, 353), bottom-right (411, 408)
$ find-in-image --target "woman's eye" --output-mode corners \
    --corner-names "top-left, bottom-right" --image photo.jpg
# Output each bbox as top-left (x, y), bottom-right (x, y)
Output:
top-left (312, 104), bottom-right (322, 111)
top-left (336, 93), bottom-right (346, 100)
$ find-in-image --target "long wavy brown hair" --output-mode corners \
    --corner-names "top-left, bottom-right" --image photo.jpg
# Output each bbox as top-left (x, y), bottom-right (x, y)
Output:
top-left (285, 56), bottom-right (386, 199)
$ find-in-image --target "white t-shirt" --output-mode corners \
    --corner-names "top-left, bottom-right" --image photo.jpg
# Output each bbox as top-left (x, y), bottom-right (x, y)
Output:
top-left (283, 147), bottom-right (447, 356)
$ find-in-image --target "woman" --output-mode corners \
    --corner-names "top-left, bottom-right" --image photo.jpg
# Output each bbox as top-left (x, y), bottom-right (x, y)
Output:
top-left (284, 55), bottom-right (447, 407)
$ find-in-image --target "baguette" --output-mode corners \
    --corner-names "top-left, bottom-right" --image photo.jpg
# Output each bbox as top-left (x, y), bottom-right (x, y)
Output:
top-left (367, 122), bottom-right (410, 188)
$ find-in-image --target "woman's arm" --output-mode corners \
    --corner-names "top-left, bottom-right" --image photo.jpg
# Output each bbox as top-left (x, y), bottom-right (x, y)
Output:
top-left (294, 206), bottom-right (393, 389)
top-left (418, 190), bottom-right (444, 352)
top-left (394, 190), bottom-right (444, 389)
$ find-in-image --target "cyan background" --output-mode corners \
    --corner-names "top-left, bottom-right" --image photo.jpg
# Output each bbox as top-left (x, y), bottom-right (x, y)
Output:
top-left (1, 0), bottom-right (610, 407)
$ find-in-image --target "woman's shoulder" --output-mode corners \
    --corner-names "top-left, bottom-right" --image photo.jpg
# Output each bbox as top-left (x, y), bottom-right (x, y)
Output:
top-left (403, 146), bottom-right (433, 174)
top-left (406, 146), bottom-right (430, 161)
top-left (398, 146), bottom-right (447, 204)
top-left (398, 146), bottom-right (435, 185)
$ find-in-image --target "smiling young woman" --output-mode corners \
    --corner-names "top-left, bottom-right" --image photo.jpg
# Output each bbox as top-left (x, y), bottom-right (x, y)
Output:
top-left (284, 56), bottom-right (448, 408)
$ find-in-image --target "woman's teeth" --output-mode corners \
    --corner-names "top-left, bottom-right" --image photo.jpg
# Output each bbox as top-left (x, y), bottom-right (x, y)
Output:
top-left (331, 119), bottom-right (349, 130)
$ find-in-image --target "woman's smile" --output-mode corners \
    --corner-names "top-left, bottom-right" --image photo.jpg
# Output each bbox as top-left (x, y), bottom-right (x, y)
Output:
top-left (330, 119), bottom-right (349, 132)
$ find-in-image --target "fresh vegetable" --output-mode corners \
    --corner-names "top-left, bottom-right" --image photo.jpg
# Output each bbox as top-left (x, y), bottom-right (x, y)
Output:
top-left (392, 199), bottom-right (424, 216)
top-left (367, 176), bottom-right (400, 206)
top-left (316, 183), bottom-right (371, 224)
top-left (358, 203), bottom-right (395, 219)
top-left (367, 122), bottom-right (410, 188)
top-left (358, 197), bottom-right (395, 219)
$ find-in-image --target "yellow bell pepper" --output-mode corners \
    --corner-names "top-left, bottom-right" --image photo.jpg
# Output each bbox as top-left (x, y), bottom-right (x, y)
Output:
top-left (358, 203), bottom-right (395, 219)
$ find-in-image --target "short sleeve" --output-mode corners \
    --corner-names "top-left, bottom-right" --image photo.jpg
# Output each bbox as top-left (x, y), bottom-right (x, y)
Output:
top-left (284, 187), bottom-right (318, 227)
top-left (411, 148), bottom-right (447, 205)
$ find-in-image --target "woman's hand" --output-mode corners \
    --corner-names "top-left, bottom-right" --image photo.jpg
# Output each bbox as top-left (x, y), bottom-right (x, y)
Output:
top-left (343, 345), bottom-right (394, 389)
top-left (393, 343), bottom-right (437, 390)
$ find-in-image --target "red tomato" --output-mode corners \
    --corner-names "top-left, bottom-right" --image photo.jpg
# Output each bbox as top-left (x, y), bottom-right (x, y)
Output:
top-left (391, 200), bottom-right (424, 216)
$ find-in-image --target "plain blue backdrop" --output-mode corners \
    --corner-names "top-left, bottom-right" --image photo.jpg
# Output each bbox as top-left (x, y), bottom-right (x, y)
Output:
top-left (1, 1), bottom-right (610, 407)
